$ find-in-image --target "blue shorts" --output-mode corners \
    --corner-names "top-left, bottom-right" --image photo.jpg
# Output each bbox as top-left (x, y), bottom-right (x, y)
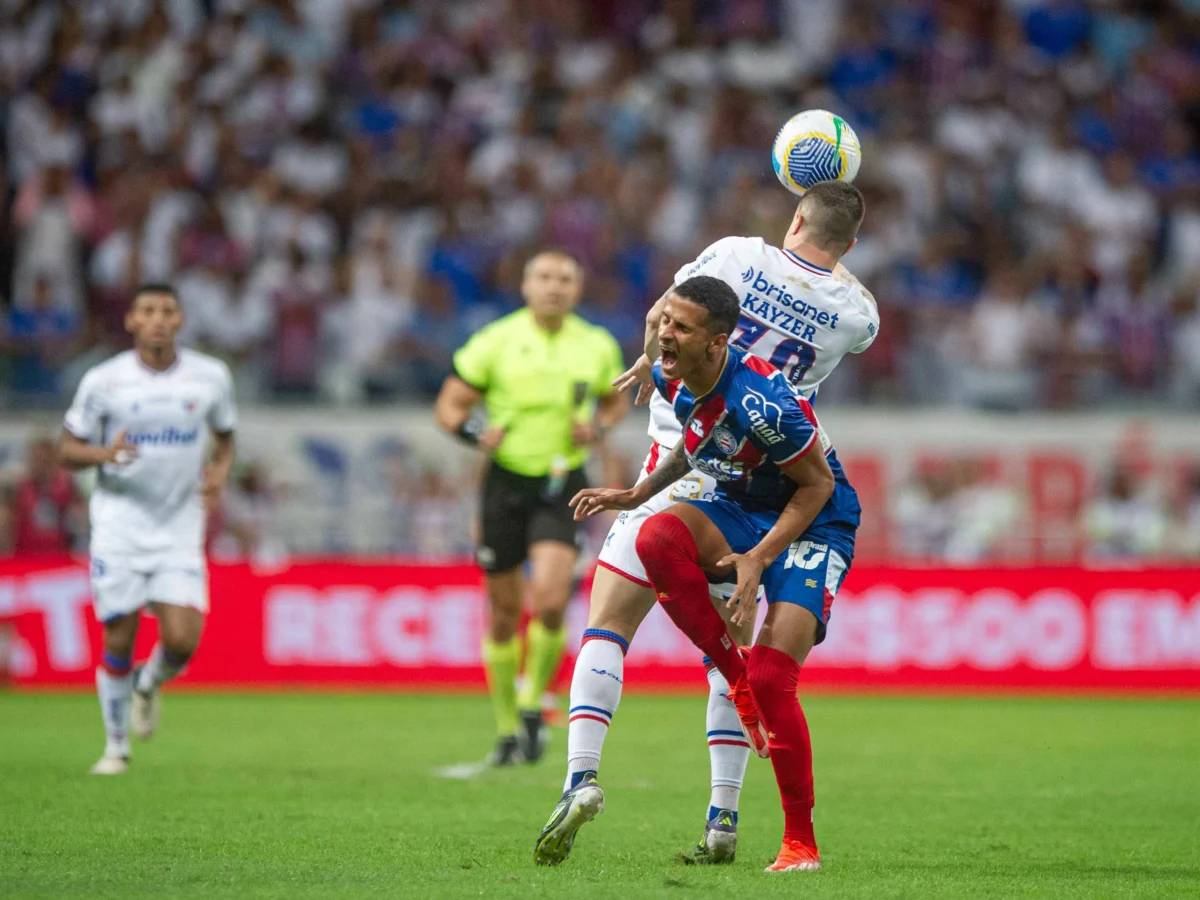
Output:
top-left (687, 497), bottom-right (854, 645)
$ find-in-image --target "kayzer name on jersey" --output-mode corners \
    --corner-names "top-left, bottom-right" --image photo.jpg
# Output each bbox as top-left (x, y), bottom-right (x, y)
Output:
top-left (740, 266), bottom-right (840, 342)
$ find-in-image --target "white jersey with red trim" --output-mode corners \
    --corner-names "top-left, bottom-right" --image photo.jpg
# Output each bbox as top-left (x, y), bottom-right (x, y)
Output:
top-left (646, 235), bottom-right (878, 447)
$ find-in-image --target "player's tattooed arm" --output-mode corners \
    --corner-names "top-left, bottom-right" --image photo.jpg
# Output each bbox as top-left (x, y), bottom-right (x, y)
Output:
top-left (570, 440), bottom-right (690, 521)
top-left (637, 440), bottom-right (690, 499)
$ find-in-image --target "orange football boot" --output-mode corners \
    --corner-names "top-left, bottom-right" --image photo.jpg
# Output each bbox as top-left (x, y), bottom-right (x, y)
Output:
top-left (725, 647), bottom-right (769, 758)
top-left (764, 838), bottom-right (821, 872)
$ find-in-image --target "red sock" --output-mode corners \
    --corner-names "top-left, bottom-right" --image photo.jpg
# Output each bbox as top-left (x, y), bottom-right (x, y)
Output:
top-left (635, 513), bottom-right (746, 687)
top-left (748, 644), bottom-right (817, 849)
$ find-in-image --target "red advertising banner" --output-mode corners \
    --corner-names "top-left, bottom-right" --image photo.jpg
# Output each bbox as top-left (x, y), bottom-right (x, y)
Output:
top-left (3, 560), bottom-right (1199, 691)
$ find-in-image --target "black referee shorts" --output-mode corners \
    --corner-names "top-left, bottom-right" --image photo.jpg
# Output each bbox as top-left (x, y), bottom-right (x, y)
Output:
top-left (477, 462), bottom-right (587, 574)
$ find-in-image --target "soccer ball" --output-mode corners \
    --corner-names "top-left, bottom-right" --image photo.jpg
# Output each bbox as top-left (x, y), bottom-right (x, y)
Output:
top-left (771, 109), bottom-right (862, 196)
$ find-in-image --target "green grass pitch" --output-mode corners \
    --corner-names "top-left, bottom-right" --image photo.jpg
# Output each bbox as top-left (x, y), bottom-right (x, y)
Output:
top-left (2, 692), bottom-right (1198, 899)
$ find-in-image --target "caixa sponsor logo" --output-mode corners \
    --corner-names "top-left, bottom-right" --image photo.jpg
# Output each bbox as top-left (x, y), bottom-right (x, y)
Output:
top-left (741, 389), bottom-right (785, 446)
top-left (125, 427), bottom-right (200, 446)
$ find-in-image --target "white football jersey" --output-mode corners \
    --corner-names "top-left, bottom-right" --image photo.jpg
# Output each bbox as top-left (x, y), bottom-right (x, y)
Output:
top-left (647, 235), bottom-right (879, 446)
top-left (64, 349), bottom-right (237, 565)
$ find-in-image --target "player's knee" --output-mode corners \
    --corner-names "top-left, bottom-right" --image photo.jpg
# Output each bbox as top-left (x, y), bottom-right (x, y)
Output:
top-left (103, 632), bottom-right (136, 660)
top-left (746, 648), bottom-right (779, 707)
top-left (488, 610), bottom-right (520, 643)
top-left (161, 635), bottom-right (198, 664)
top-left (102, 615), bottom-right (138, 659)
top-left (635, 512), bottom-right (696, 577)
top-left (747, 644), bottom-right (800, 704)
top-left (537, 606), bottom-right (565, 632)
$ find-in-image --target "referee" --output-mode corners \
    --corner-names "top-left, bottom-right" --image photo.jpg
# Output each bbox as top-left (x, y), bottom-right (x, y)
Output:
top-left (434, 249), bottom-right (630, 766)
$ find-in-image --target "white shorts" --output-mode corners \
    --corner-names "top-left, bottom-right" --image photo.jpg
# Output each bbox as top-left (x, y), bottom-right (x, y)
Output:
top-left (597, 442), bottom-right (721, 588)
top-left (90, 556), bottom-right (209, 624)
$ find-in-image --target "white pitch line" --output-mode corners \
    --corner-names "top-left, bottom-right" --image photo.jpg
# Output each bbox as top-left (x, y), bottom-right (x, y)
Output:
top-left (432, 761), bottom-right (490, 780)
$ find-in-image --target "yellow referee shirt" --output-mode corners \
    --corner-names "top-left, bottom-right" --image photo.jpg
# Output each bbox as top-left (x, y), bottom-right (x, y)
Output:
top-left (453, 309), bottom-right (625, 477)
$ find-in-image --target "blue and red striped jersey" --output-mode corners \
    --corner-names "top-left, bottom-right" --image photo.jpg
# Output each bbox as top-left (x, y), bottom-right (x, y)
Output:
top-left (651, 347), bottom-right (860, 533)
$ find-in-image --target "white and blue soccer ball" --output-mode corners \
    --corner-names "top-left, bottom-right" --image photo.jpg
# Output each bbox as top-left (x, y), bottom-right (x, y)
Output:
top-left (771, 109), bottom-right (862, 196)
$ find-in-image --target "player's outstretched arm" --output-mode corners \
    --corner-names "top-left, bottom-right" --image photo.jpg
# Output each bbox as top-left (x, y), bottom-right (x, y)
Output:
top-left (718, 448), bottom-right (835, 626)
top-left (56, 428), bottom-right (137, 471)
top-left (433, 375), bottom-right (505, 452)
top-left (569, 439), bottom-right (690, 521)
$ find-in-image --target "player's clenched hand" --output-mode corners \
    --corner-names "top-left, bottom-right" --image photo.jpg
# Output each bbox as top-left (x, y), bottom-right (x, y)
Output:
top-left (105, 429), bottom-right (138, 466)
top-left (612, 355), bottom-right (655, 405)
top-left (716, 552), bottom-right (766, 627)
top-left (569, 487), bottom-right (640, 521)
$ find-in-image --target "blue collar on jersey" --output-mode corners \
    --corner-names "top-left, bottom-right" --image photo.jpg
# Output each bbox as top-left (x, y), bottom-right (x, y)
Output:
top-left (782, 248), bottom-right (832, 275)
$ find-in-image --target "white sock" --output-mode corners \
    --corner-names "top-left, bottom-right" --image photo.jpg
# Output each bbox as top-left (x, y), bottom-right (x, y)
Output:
top-left (563, 630), bottom-right (626, 792)
top-left (705, 664), bottom-right (749, 820)
top-left (96, 666), bottom-right (133, 759)
top-left (136, 643), bottom-right (188, 693)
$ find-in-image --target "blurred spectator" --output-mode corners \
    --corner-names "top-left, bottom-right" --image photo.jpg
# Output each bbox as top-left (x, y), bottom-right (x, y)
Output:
top-left (3, 277), bottom-right (80, 405)
top-left (12, 164), bottom-right (98, 313)
top-left (1097, 250), bottom-right (1171, 394)
top-left (1169, 290), bottom-right (1200, 409)
top-left (960, 271), bottom-right (1052, 411)
top-left (1167, 467), bottom-right (1200, 559)
top-left (892, 462), bottom-right (962, 560)
top-left (9, 437), bottom-right (84, 557)
top-left (1082, 465), bottom-right (1167, 560)
top-left (943, 459), bottom-right (1022, 564)
top-left (211, 461), bottom-right (289, 569)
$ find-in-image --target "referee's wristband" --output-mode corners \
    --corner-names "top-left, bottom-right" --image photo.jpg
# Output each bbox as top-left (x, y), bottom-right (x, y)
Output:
top-left (455, 419), bottom-right (484, 447)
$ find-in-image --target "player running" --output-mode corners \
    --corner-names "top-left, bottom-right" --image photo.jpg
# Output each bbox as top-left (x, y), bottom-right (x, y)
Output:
top-left (569, 275), bottom-right (857, 871)
top-left (535, 181), bottom-right (876, 866)
top-left (57, 284), bottom-right (236, 775)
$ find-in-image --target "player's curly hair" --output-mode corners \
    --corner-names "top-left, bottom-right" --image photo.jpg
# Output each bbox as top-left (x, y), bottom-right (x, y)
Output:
top-left (671, 275), bottom-right (740, 337)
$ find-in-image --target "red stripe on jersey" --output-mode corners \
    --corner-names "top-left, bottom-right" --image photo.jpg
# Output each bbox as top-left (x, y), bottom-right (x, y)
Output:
top-left (775, 431), bottom-right (817, 466)
top-left (683, 394), bottom-right (727, 455)
top-left (730, 434), bottom-right (766, 468)
top-left (666, 379), bottom-right (682, 401)
top-left (797, 396), bottom-right (817, 426)
top-left (743, 355), bottom-right (780, 377)
top-left (645, 442), bottom-right (662, 474)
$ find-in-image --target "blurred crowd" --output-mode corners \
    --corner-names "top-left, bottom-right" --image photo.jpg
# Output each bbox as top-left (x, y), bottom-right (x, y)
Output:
top-left (0, 0), bottom-right (1197, 410)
